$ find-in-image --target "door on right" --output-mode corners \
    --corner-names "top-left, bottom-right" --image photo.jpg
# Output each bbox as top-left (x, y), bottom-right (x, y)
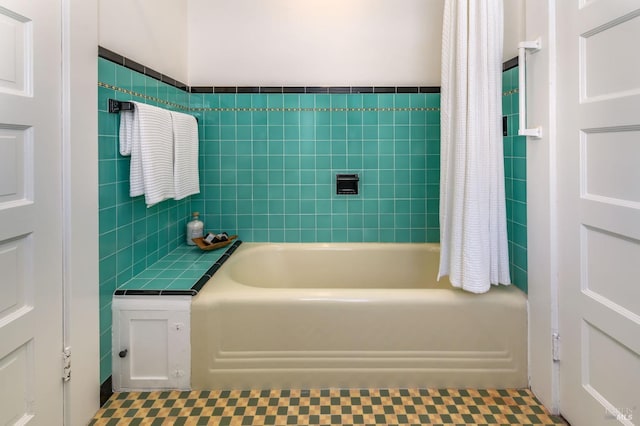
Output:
top-left (557, 1), bottom-right (640, 425)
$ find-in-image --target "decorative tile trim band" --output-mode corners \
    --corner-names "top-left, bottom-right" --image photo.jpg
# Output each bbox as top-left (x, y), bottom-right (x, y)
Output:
top-left (100, 81), bottom-right (441, 113)
top-left (198, 106), bottom-right (441, 113)
top-left (503, 88), bottom-right (519, 96)
top-left (98, 81), bottom-right (190, 111)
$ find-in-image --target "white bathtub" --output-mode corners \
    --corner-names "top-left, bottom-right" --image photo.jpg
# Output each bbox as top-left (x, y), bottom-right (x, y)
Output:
top-left (191, 243), bottom-right (527, 390)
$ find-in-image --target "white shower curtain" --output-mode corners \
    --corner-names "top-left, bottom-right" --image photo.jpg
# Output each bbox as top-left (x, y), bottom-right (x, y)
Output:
top-left (438, 0), bottom-right (511, 293)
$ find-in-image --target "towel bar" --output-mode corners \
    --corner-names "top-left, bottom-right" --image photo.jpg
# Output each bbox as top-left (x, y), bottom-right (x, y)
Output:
top-left (517, 39), bottom-right (542, 138)
top-left (108, 99), bottom-right (134, 113)
top-left (107, 99), bottom-right (198, 122)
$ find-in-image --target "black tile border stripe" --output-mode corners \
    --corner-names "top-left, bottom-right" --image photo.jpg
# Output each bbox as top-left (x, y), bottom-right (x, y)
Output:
top-left (191, 240), bottom-right (243, 293)
top-left (503, 56), bottom-right (519, 72)
top-left (200, 86), bottom-right (442, 94)
top-left (99, 46), bottom-right (189, 91)
top-left (100, 376), bottom-right (113, 407)
top-left (112, 240), bottom-right (243, 297)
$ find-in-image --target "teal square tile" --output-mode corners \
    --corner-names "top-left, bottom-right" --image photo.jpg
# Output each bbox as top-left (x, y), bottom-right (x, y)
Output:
top-left (512, 201), bottom-right (527, 225)
top-left (502, 94), bottom-right (511, 115)
top-left (284, 229), bottom-right (300, 242)
top-left (331, 110), bottom-right (347, 126)
top-left (513, 157), bottom-right (526, 180)
top-left (410, 125), bottom-right (426, 140)
top-left (300, 229), bottom-right (316, 242)
top-left (411, 110), bottom-right (426, 125)
top-left (513, 244), bottom-right (527, 271)
top-left (362, 125), bottom-right (378, 141)
top-left (345, 94), bottom-right (361, 108)
top-left (513, 267), bottom-right (528, 292)
top-left (236, 94), bottom-right (252, 108)
top-left (363, 111), bottom-right (377, 125)
top-left (347, 229), bottom-right (363, 241)
top-left (513, 179), bottom-right (527, 203)
top-left (100, 352), bottom-right (112, 384)
top-left (98, 58), bottom-right (116, 86)
top-left (267, 94), bottom-right (284, 108)
top-left (98, 135), bottom-right (117, 161)
top-left (512, 222), bottom-right (528, 247)
top-left (284, 110), bottom-right (299, 126)
top-left (311, 94), bottom-right (328, 108)
top-left (332, 214), bottom-right (347, 229)
top-left (379, 228), bottom-right (395, 241)
top-left (164, 278), bottom-right (195, 291)
top-left (98, 86), bottom-right (115, 114)
top-left (98, 111), bottom-right (117, 136)
top-left (99, 207), bottom-right (117, 235)
top-left (116, 224), bottom-right (133, 250)
top-left (512, 92), bottom-right (520, 114)
top-left (99, 254), bottom-right (117, 284)
top-left (378, 110), bottom-right (394, 125)
top-left (360, 94), bottom-right (376, 108)
top-left (131, 71), bottom-right (145, 96)
top-left (393, 94), bottom-right (409, 108)
top-left (300, 199), bottom-right (315, 213)
top-left (425, 93), bottom-right (440, 108)
top-left (99, 230), bottom-right (117, 259)
top-left (269, 229), bottom-right (284, 241)
top-left (513, 135), bottom-right (526, 158)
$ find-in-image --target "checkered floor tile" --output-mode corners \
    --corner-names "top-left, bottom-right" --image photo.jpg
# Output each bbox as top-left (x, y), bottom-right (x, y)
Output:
top-left (90, 388), bottom-right (567, 425)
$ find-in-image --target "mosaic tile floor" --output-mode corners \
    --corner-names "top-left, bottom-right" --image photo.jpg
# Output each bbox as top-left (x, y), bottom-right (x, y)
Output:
top-left (91, 388), bottom-right (567, 425)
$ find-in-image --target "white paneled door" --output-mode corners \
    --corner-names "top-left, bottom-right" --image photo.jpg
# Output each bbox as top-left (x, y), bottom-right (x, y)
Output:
top-left (557, 1), bottom-right (640, 425)
top-left (0, 0), bottom-right (63, 424)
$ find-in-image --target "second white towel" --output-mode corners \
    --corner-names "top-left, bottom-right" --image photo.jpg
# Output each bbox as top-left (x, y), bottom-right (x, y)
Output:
top-left (133, 102), bottom-right (175, 207)
top-left (171, 111), bottom-right (200, 200)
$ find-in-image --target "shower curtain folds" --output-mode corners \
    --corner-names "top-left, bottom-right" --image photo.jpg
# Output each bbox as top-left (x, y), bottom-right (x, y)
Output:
top-left (438, 0), bottom-right (511, 294)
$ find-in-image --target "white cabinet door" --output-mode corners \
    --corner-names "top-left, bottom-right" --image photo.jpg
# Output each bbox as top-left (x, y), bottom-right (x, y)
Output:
top-left (0, 0), bottom-right (63, 424)
top-left (112, 296), bottom-right (191, 391)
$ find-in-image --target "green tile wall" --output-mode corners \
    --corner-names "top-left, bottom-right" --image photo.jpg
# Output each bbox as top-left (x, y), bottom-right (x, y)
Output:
top-left (190, 93), bottom-right (441, 243)
top-left (502, 66), bottom-right (528, 293)
top-left (98, 58), bottom-right (193, 383)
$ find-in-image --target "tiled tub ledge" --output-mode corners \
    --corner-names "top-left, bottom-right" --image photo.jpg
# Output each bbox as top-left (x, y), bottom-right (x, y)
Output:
top-left (114, 240), bottom-right (242, 296)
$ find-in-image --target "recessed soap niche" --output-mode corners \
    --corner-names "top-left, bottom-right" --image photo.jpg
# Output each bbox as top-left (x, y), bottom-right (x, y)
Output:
top-left (336, 173), bottom-right (359, 195)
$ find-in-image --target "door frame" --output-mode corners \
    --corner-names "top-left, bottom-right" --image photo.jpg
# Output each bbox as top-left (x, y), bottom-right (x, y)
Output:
top-left (61, 0), bottom-right (99, 424)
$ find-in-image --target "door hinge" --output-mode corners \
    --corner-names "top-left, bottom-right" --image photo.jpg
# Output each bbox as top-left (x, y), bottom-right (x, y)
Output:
top-left (63, 347), bottom-right (71, 382)
top-left (552, 332), bottom-right (560, 362)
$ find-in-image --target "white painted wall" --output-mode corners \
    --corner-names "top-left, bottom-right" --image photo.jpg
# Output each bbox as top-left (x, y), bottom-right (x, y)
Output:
top-left (98, 0), bottom-right (188, 83)
top-left (504, 0), bottom-right (525, 61)
top-left (98, 0), bottom-right (523, 86)
top-left (187, 0), bottom-right (523, 86)
top-left (187, 0), bottom-right (444, 86)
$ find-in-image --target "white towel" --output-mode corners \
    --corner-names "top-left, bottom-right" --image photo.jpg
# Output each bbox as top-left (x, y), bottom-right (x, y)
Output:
top-left (118, 107), bottom-right (144, 197)
top-left (170, 111), bottom-right (200, 200)
top-left (131, 102), bottom-right (175, 207)
top-left (119, 109), bottom-right (134, 156)
top-left (438, 0), bottom-right (510, 293)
